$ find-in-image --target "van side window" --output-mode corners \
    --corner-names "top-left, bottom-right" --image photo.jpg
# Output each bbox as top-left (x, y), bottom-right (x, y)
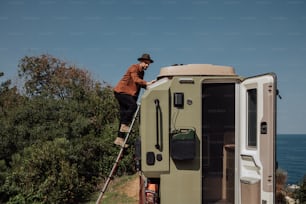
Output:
top-left (247, 89), bottom-right (257, 147)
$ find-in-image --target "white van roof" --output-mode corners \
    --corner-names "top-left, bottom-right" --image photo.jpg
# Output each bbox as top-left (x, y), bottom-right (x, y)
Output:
top-left (158, 64), bottom-right (236, 78)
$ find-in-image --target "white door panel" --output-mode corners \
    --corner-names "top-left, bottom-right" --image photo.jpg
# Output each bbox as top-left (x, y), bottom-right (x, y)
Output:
top-left (238, 74), bottom-right (276, 204)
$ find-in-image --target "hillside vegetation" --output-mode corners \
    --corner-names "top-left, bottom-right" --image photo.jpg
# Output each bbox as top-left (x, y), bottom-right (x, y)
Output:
top-left (0, 54), bottom-right (137, 203)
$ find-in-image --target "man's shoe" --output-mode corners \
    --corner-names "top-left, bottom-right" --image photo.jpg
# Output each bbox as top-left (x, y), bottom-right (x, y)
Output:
top-left (120, 124), bottom-right (130, 133)
top-left (114, 137), bottom-right (129, 148)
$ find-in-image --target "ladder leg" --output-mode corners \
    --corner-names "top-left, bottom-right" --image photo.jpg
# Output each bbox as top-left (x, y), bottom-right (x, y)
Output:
top-left (96, 147), bottom-right (125, 204)
top-left (96, 104), bottom-right (140, 204)
top-left (122, 104), bottom-right (140, 146)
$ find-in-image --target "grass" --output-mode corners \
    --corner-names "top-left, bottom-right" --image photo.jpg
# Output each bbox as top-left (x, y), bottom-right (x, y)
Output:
top-left (85, 174), bottom-right (139, 204)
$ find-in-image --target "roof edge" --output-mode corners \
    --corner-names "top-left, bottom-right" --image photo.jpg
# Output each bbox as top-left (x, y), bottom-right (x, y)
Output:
top-left (158, 64), bottom-right (236, 78)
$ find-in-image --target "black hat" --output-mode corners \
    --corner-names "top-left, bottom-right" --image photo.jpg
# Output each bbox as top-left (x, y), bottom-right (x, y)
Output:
top-left (137, 53), bottom-right (154, 63)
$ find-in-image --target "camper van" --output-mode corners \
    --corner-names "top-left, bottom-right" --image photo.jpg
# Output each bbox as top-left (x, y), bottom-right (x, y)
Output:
top-left (137, 64), bottom-right (276, 204)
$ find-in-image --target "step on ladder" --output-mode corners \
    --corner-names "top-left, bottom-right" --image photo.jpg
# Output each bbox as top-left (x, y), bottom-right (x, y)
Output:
top-left (96, 104), bottom-right (140, 204)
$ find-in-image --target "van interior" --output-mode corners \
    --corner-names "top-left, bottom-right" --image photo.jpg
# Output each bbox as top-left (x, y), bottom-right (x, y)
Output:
top-left (202, 83), bottom-right (236, 204)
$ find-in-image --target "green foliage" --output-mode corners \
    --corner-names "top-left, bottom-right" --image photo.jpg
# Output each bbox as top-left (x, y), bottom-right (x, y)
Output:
top-left (294, 174), bottom-right (306, 202)
top-left (18, 54), bottom-right (94, 98)
top-left (3, 138), bottom-right (91, 203)
top-left (0, 74), bottom-right (26, 164)
top-left (0, 55), bottom-right (137, 203)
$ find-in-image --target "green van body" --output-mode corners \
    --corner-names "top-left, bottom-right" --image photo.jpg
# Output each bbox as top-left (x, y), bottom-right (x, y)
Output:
top-left (138, 64), bottom-right (276, 204)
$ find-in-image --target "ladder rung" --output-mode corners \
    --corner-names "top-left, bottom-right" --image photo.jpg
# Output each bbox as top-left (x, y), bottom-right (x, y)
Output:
top-left (95, 104), bottom-right (140, 204)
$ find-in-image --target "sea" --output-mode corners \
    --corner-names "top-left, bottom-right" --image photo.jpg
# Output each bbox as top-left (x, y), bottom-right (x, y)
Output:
top-left (277, 134), bottom-right (306, 184)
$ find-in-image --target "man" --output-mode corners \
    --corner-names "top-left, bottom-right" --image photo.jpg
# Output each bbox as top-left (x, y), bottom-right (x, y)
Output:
top-left (113, 53), bottom-right (156, 147)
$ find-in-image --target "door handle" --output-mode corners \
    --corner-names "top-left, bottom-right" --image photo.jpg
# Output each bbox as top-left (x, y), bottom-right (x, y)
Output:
top-left (154, 99), bottom-right (161, 151)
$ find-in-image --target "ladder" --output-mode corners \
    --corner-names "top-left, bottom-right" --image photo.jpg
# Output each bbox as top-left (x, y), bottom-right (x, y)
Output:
top-left (96, 104), bottom-right (140, 204)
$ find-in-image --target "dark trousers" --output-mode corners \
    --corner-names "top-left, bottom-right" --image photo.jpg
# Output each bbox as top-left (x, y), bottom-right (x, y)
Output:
top-left (114, 92), bottom-right (138, 137)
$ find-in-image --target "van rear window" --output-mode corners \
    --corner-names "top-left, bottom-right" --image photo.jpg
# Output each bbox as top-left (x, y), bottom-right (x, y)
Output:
top-left (247, 89), bottom-right (257, 147)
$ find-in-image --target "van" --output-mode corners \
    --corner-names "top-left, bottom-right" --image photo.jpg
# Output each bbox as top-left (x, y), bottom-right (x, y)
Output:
top-left (137, 64), bottom-right (276, 204)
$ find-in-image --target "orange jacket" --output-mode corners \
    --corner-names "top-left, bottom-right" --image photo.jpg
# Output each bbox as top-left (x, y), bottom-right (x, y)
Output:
top-left (114, 64), bottom-right (147, 97)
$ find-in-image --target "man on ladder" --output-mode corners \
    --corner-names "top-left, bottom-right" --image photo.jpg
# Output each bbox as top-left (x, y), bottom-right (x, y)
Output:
top-left (95, 54), bottom-right (156, 204)
top-left (113, 53), bottom-right (156, 147)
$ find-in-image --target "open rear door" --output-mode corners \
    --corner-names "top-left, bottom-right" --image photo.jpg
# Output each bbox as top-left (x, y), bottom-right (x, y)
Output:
top-left (238, 74), bottom-right (276, 204)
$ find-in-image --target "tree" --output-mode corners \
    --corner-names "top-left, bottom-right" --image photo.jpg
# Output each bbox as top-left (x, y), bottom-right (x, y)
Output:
top-left (17, 54), bottom-right (119, 135)
top-left (0, 54), bottom-right (137, 203)
top-left (18, 54), bottom-right (103, 99)
top-left (0, 73), bottom-right (25, 163)
top-left (0, 72), bottom-right (23, 116)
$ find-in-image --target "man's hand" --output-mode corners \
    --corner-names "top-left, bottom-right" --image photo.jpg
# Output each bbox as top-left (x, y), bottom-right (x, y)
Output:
top-left (147, 80), bottom-right (157, 86)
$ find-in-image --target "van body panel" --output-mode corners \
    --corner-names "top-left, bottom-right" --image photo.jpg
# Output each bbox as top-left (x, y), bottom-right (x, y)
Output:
top-left (139, 65), bottom-right (276, 204)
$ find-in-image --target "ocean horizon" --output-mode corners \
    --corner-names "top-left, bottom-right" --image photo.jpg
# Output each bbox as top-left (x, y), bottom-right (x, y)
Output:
top-left (277, 134), bottom-right (306, 184)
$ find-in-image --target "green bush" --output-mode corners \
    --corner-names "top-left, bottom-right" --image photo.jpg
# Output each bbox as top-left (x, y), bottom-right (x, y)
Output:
top-left (294, 174), bottom-right (306, 203)
top-left (3, 138), bottom-right (90, 203)
top-left (0, 55), bottom-right (137, 203)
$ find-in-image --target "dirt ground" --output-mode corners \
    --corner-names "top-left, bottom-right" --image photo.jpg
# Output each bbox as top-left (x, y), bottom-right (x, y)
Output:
top-left (119, 174), bottom-right (140, 203)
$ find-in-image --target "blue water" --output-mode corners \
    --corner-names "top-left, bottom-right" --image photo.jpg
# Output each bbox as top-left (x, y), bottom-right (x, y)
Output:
top-left (277, 134), bottom-right (306, 184)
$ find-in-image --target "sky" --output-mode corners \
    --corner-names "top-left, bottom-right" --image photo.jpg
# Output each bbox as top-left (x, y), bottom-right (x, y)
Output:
top-left (0, 0), bottom-right (306, 134)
